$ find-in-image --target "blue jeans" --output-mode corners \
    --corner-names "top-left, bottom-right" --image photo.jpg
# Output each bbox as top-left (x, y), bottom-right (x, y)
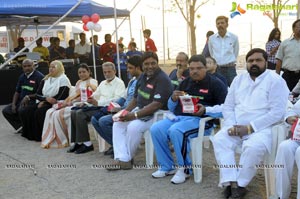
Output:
top-left (91, 114), bottom-right (114, 146)
top-left (217, 66), bottom-right (237, 86)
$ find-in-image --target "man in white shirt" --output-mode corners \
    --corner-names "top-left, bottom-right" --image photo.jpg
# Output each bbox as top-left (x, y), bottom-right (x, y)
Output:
top-left (208, 15), bottom-right (239, 86)
top-left (212, 48), bottom-right (289, 198)
top-left (68, 62), bottom-right (125, 154)
top-left (74, 32), bottom-right (91, 64)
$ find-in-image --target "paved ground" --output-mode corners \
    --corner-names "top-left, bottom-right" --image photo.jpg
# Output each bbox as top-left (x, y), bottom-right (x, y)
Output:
top-left (1, 104), bottom-right (292, 199)
top-left (0, 65), bottom-right (297, 199)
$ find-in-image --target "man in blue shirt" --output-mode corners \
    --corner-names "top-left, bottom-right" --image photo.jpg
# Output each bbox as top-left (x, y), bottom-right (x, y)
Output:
top-left (2, 59), bottom-right (44, 133)
top-left (150, 54), bottom-right (227, 184)
top-left (168, 52), bottom-right (189, 90)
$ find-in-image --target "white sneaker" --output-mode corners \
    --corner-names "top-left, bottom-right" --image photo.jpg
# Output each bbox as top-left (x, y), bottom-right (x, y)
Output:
top-left (152, 169), bottom-right (176, 178)
top-left (170, 168), bottom-right (190, 184)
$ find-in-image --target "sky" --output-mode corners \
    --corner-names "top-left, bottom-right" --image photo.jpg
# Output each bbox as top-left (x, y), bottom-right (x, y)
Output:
top-left (93, 0), bottom-right (298, 58)
top-left (0, 0), bottom-right (298, 59)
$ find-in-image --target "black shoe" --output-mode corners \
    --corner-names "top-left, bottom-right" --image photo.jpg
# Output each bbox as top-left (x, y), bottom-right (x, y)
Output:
top-left (104, 147), bottom-right (114, 155)
top-left (231, 186), bottom-right (247, 199)
top-left (75, 144), bottom-right (94, 154)
top-left (222, 186), bottom-right (231, 198)
top-left (67, 143), bottom-right (82, 153)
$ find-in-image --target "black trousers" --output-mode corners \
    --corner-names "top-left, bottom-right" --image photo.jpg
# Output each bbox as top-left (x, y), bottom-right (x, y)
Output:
top-left (282, 71), bottom-right (300, 91)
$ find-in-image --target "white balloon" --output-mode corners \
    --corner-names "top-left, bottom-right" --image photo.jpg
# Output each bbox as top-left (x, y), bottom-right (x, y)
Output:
top-left (94, 23), bottom-right (102, 32)
top-left (86, 21), bottom-right (94, 30)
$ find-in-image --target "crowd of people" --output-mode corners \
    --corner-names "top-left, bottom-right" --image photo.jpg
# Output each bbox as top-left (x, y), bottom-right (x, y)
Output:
top-left (2, 16), bottom-right (300, 199)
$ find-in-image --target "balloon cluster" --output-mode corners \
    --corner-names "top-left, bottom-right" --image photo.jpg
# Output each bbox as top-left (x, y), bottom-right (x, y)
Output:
top-left (82, 13), bottom-right (102, 32)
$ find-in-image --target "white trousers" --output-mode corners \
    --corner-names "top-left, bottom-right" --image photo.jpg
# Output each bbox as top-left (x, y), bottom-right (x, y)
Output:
top-left (275, 139), bottom-right (300, 199)
top-left (113, 118), bottom-right (153, 162)
top-left (212, 128), bottom-right (268, 187)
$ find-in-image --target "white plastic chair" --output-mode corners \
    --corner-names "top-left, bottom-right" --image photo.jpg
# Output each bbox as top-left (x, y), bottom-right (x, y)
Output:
top-left (144, 110), bottom-right (170, 168)
top-left (88, 123), bottom-right (107, 152)
top-left (190, 117), bottom-right (215, 183)
top-left (190, 116), bottom-right (288, 199)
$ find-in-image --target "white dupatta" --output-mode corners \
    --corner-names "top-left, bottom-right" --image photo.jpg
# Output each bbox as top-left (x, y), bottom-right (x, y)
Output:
top-left (42, 74), bottom-right (71, 98)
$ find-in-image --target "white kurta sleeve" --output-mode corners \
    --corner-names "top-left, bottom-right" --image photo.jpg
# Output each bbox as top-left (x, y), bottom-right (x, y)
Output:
top-left (250, 77), bottom-right (289, 131)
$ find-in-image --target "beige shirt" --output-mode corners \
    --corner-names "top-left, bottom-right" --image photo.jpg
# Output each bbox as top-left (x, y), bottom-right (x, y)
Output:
top-left (276, 37), bottom-right (300, 71)
top-left (74, 43), bottom-right (91, 55)
top-left (91, 77), bottom-right (126, 106)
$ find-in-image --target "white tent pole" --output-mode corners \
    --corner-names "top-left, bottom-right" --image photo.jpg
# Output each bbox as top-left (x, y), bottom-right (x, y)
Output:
top-left (162, 0), bottom-right (166, 66)
top-left (91, 29), bottom-right (97, 80)
top-left (0, 0), bottom-right (83, 69)
top-left (113, 0), bottom-right (121, 79)
top-left (111, 0), bottom-right (141, 36)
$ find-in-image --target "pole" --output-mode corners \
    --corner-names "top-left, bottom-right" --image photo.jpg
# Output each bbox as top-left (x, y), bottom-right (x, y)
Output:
top-left (0, 0), bottom-right (83, 69)
top-left (162, 0), bottom-right (166, 66)
top-left (113, 0), bottom-right (121, 79)
top-left (298, 0), bottom-right (300, 19)
top-left (91, 30), bottom-right (97, 80)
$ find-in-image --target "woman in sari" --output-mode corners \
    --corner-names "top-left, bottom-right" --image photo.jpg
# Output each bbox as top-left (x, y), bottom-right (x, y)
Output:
top-left (20, 60), bottom-right (71, 141)
top-left (41, 64), bottom-right (98, 148)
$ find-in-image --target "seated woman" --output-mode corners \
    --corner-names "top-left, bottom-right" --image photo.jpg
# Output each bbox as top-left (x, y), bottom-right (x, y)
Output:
top-left (41, 64), bottom-right (98, 148)
top-left (20, 60), bottom-right (71, 141)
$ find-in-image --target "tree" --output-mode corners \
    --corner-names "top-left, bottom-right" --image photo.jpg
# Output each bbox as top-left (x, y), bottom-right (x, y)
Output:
top-left (7, 25), bottom-right (27, 50)
top-left (172, 0), bottom-right (210, 55)
top-left (255, 0), bottom-right (291, 28)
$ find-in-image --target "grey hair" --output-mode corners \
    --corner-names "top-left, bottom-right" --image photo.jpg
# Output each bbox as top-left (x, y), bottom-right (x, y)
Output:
top-left (102, 62), bottom-right (116, 71)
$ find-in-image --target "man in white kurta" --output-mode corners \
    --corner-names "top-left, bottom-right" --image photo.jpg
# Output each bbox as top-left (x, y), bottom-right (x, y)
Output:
top-left (212, 48), bottom-right (289, 199)
top-left (275, 100), bottom-right (300, 199)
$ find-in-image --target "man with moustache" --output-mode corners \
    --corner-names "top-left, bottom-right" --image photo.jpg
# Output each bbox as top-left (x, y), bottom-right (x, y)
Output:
top-left (2, 59), bottom-right (44, 133)
top-left (168, 52), bottom-right (190, 90)
top-left (68, 62), bottom-right (125, 154)
top-left (276, 19), bottom-right (300, 91)
top-left (107, 52), bottom-right (172, 170)
top-left (212, 48), bottom-right (289, 199)
top-left (208, 15), bottom-right (239, 86)
top-left (151, 54), bottom-right (227, 184)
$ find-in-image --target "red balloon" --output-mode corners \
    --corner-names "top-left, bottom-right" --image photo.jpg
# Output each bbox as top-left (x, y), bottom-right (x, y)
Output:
top-left (83, 24), bottom-right (89, 31)
top-left (91, 13), bottom-right (100, 23)
top-left (82, 15), bottom-right (90, 24)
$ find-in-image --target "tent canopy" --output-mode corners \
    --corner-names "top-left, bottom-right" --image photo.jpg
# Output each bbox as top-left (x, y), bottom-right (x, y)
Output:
top-left (0, 0), bottom-right (130, 26)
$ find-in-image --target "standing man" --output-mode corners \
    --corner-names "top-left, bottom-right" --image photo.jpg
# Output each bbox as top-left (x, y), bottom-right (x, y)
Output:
top-left (107, 52), bottom-right (172, 170)
top-left (99, 34), bottom-right (116, 63)
top-left (143, 29), bottom-right (157, 53)
top-left (74, 33), bottom-right (90, 64)
top-left (68, 62), bottom-right (125, 154)
top-left (89, 35), bottom-right (101, 65)
top-left (2, 59), bottom-right (44, 133)
top-left (168, 52), bottom-right (189, 90)
top-left (212, 48), bottom-right (289, 199)
top-left (276, 19), bottom-right (300, 91)
top-left (208, 16), bottom-right (239, 86)
top-left (202, 30), bottom-right (214, 58)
